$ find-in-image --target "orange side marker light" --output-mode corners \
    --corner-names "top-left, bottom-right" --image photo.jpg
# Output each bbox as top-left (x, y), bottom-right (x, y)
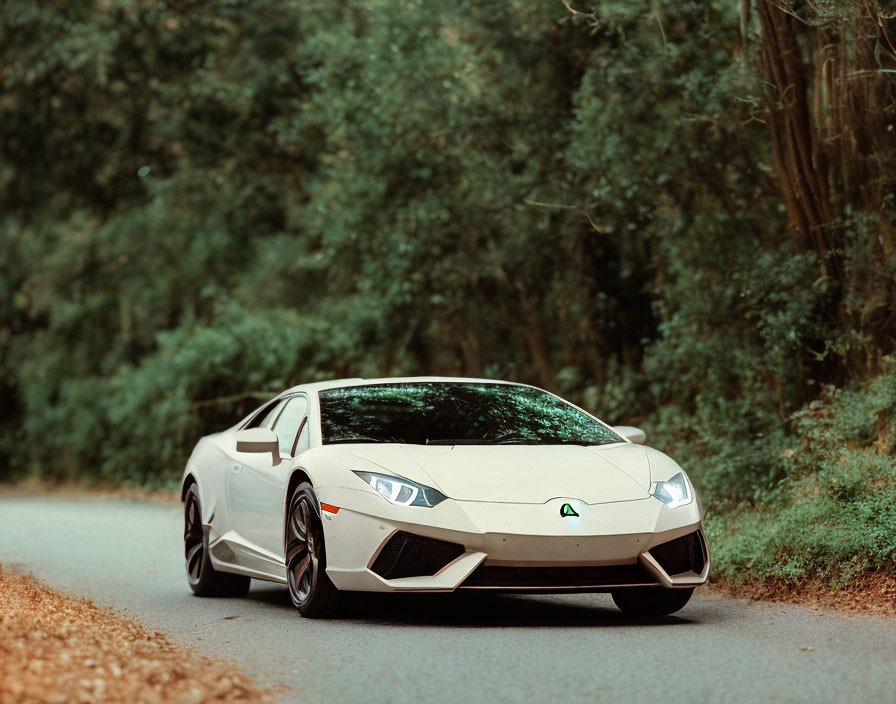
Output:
top-left (320, 503), bottom-right (340, 514)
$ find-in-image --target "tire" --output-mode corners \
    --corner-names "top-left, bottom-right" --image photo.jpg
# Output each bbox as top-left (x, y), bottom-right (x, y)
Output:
top-left (611, 587), bottom-right (694, 616)
top-left (184, 484), bottom-right (251, 597)
top-left (285, 482), bottom-right (343, 618)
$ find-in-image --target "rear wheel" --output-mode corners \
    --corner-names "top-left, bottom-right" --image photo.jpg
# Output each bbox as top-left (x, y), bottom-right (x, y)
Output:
top-left (184, 484), bottom-right (251, 597)
top-left (611, 587), bottom-right (694, 616)
top-left (285, 482), bottom-right (342, 618)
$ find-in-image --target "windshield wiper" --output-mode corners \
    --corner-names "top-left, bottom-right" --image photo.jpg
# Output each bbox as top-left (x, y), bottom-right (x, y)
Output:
top-left (489, 435), bottom-right (593, 445)
top-left (328, 436), bottom-right (392, 444)
top-left (424, 436), bottom-right (594, 446)
top-left (426, 436), bottom-right (536, 445)
top-left (487, 433), bottom-right (533, 444)
top-left (426, 438), bottom-right (483, 445)
top-left (428, 434), bottom-right (547, 445)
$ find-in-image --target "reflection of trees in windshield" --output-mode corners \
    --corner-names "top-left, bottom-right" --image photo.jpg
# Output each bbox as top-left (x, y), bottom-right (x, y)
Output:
top-left (319, 383), bottom-right (623, 446)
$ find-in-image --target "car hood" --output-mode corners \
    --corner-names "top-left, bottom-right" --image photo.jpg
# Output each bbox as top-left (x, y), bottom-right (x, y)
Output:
top-left (330, 443), bottom-right (652, 504)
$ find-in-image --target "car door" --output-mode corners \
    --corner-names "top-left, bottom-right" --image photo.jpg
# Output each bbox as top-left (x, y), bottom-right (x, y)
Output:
top-left (228, 395), bottom-right (309, 560)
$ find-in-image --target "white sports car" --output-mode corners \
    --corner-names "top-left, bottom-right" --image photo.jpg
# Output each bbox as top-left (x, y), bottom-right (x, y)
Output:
top-left (181, 377), bottom-right (708, 617)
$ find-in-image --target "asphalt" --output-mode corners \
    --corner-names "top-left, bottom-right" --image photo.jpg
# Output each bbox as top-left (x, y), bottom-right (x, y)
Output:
top-left (1, 496), bottom-right (894, 703)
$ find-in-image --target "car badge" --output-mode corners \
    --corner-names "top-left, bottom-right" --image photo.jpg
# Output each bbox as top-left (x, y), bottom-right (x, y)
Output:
top-left (560, 503), bottom-right (579, 518)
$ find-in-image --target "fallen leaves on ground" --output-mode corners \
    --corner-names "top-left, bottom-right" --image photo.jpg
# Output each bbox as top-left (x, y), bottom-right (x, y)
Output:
top-left (707, 572), bottom-right (896, 618)
top-left (0, 565), bottom-right (279, 703)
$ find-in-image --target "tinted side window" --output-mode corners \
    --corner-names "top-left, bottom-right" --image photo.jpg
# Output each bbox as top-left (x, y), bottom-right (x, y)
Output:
top-left (244, 399), bottom-right (282, 429)
top-left (263, 400), bottom-right (288, 430)
top-left (272, 397), bottom-right (309, 456)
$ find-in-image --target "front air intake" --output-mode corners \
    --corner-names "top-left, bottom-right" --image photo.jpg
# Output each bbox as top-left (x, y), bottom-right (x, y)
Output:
top-left (649, 531), bottom-right (706, 575)
top-left (370, 532), bottom-right (465, 580)
top-left (460, 563), bottom-right (657, 590)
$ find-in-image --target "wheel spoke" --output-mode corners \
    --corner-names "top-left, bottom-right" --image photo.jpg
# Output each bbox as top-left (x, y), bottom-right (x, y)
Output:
top-left (299, 500), bottom-right (308, 531)
top-left (302, 501), bottom-right (318, 555)
top-left (299, 553), bottom-right (316, 600)
top-left (292, 552), bottom-right (311, 584)
top-left (299, 500), bottom-right (310, 538)
top-left (290, 505), bottom-right (307, 542)
top-left (185, 498), bottom-right (203, 540)
top-left (285, 534), bottom-right (306, 563)
top-left (186, 543), bottom-right (203, 579)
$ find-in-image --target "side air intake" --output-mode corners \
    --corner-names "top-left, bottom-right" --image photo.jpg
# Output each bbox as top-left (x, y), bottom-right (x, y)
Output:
top-left (370, 532), bottom-right (465, 580)
top-left (649, 531), bottom-right (706, 576)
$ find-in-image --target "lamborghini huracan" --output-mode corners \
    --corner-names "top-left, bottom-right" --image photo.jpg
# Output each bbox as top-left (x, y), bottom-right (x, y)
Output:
top-left (181, 378), bottom-right (708, 617)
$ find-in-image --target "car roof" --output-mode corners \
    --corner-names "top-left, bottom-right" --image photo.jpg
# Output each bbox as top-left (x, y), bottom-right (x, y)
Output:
top-left (279, 376), bottom-right (527, 397)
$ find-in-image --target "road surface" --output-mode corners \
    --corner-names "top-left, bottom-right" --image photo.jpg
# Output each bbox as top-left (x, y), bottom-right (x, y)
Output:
top-left (1, 496), bottom-right (894, 703)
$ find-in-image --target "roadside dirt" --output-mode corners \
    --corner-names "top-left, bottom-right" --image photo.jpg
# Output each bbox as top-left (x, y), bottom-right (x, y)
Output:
top-left (0, 565), bottom-right (279, 704)
top-left (706, 573), bottom-right (896, 618)
top-left (0, 479), bottom-right (180, 505)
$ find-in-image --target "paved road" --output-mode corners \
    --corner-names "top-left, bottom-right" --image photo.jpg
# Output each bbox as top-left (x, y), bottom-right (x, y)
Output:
top-left (1, 497), bottom-right (894, 703)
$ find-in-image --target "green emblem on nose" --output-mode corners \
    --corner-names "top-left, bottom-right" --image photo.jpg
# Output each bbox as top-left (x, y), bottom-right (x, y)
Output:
top-left (560, 503), bottom-right (579, 518)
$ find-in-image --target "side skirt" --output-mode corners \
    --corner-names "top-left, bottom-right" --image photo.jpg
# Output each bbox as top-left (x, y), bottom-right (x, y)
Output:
top-left (208, 530), bottom-right (287, 584)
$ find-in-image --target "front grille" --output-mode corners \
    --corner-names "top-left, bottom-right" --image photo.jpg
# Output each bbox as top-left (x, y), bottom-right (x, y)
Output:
top-left (460, 563), bottom-right (657, 590)
top-left (649, 531), bottom-right (706, 575)
top-left (370, 532), bottom-right (465, 580)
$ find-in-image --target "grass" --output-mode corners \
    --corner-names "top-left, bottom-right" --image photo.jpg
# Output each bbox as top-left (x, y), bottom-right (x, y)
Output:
top-left (702, 376), bottom-right (896, 594)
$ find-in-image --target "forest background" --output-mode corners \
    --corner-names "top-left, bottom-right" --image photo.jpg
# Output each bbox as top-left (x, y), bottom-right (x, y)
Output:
top-left (2, 0), bottom-right (895, 591)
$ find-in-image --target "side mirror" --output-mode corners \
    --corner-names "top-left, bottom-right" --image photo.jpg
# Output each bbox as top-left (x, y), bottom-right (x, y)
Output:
top-left (235, 428), bottom-right (281, 466)
top-left (612, 425), bottom-right (646, 445)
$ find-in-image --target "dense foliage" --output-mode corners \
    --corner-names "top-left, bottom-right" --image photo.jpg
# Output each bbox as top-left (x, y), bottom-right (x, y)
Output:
top-left (2, 1), bottom-right (895, 584)
top-left (709, 368), bottom-right (896, 586)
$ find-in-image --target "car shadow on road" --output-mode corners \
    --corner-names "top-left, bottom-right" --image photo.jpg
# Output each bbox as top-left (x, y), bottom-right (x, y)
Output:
top-left (246, 584), bottom-right (698, 628)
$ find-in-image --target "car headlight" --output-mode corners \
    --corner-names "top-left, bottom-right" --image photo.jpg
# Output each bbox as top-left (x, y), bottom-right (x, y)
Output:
top-left (353, 471), bottom-right (448, 508)
top-left (651, 472), bottom-right (693, 508)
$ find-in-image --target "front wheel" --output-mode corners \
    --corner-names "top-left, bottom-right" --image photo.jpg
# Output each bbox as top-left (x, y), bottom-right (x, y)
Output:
top-left (285, 482), bottom-right (343, 618)
top-left (611, 587), bottom-right (694, 616)
top-left (184, 484), bottom-right (251, 597)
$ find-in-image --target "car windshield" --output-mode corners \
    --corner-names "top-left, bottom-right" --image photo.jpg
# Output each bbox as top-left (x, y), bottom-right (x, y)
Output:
top-left (318, 382), bottom-right (623, 446)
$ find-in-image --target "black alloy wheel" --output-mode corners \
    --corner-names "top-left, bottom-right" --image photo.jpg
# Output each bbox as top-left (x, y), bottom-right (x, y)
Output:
top-left (184, 483), bottom-right (251, 597)
top-left (285, 482), bottom-right (342, 617)
top-left (184, 489), bottom-right (205, 584)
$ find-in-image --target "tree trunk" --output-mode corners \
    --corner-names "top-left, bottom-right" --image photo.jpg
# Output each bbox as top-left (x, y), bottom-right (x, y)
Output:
top-left (756, 0), bottom-right (839, 276)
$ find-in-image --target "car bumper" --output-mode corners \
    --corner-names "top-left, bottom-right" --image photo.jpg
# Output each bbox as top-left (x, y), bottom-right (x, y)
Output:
top-left (316, 486), bottom-right (709, 593)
